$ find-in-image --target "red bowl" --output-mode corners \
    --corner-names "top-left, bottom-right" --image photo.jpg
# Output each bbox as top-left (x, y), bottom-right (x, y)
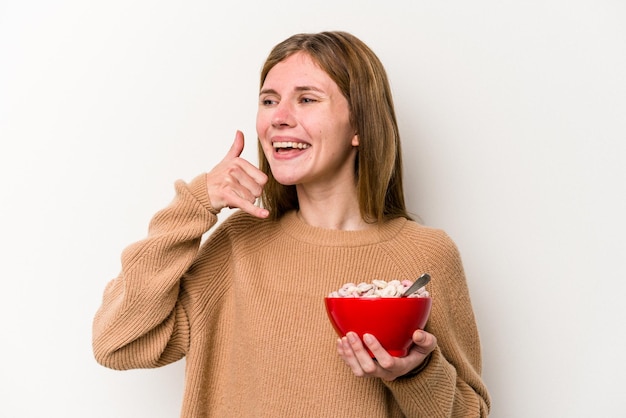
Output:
top-left (325, 297), bottom-right (432, 357)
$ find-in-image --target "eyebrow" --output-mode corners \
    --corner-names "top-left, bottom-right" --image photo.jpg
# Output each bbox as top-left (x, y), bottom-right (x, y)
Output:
top-left (259, 86), bottom-right (325, 96)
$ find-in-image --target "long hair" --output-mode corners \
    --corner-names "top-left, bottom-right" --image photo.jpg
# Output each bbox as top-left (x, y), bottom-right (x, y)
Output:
top-left (258, 31), bottom-right (411, 222)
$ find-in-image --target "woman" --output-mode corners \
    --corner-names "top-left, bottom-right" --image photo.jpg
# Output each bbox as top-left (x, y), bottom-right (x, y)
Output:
top-left (93, 31), bottom-right (491, 417)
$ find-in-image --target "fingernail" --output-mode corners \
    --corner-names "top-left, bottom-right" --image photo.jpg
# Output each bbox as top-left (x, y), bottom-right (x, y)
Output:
top-left (347, 332), bottom-right (358, 343)
top-left (363, 334), bottom-right (374, 344)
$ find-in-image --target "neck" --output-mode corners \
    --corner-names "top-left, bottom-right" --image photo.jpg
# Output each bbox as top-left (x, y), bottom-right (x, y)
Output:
top-left (295, 184), bottom-right (373, 231)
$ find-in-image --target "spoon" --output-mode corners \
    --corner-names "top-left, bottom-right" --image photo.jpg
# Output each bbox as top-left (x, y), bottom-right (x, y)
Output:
top-left (402, 273), bottom-right (431, 297)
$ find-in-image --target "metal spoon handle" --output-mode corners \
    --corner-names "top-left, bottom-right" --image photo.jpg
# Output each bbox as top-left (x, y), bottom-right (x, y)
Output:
top-left (402, 273), bottom-right (431, 297)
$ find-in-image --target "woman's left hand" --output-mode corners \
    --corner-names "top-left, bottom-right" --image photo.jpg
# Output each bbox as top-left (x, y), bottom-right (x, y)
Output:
top-left (336, 330), bottom-right (437, 381)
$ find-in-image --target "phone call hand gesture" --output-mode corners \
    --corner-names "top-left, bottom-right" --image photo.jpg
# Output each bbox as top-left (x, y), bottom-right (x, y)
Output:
top-left (205, 131), bottom-right (269, 219)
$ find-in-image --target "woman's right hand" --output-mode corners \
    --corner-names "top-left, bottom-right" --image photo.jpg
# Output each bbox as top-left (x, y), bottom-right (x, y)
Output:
top-left (205, 130), bottom-right (269, 218)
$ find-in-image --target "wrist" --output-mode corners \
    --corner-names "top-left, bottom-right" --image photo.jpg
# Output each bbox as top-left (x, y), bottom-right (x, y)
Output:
top-left (399, 353), bottom-right (432, 379)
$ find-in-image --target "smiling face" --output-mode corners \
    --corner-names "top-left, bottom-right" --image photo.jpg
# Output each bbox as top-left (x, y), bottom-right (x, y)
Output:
top-left (256, 52), bottom-right (359, 189)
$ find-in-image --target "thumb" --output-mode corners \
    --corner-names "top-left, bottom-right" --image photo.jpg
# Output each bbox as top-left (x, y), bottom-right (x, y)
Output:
top-left (224, 130), bottom-right (245, 160)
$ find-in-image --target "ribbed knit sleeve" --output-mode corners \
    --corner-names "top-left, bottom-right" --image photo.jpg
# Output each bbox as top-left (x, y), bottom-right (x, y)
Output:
top-left (92, 173), bottom-right (219, 370)
top-left (382, 230), bottom-right (491, 417)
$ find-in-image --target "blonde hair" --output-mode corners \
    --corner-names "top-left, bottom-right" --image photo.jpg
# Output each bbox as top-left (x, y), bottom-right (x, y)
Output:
top-left (258, 31), bottom-right (411, 222)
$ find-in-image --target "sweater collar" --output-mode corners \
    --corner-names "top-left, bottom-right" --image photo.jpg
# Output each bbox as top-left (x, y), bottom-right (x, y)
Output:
top-left (279, 211), bottom-right (407, 247)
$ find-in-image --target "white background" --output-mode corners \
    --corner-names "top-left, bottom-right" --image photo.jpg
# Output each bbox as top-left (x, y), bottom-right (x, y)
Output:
top-left (1, 1), bottom-right (625, 417)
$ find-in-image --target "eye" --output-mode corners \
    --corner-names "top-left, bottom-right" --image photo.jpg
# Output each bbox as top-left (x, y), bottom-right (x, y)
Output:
top-left (260, 97), bottom-right (278, 106)
top-left (300, 97), bottom-right (317, 104)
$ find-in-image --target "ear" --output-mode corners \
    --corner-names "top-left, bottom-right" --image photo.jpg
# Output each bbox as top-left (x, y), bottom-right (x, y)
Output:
top-left (351, 133), bottom-right (359, 147)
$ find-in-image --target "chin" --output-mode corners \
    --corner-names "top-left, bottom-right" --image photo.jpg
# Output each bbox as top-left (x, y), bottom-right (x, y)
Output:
top-left (272, 176), bottom-right (299, 186)
top-left (268, 167), bottom-right (304, 186)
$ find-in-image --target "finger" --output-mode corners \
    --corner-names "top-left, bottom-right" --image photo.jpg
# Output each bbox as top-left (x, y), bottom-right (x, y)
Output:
top-left (231, 158), bottom-right (269, 194)
top-left (222, 131), bottom-right (268, 191)
top-left (224, 130), bottom-right (245, 161)
top-left (412, 330), bottom-right (437, 354)
top-left (362, 333), bottom-right (395, 370)
top-left (222, 163), bottom-right (268, 214)
top-left (339, 335), bottom-right (366, 377)
top-left (220, 180), bottom-right (267, 216)
top-left (336, 338), bottom-right (344, 355)
top-left (230, 195), bottom-right (269, 219)
top-left (346, 332), bottom-right (379, 374)
top-left (222, 170), bottom-right (261, 203)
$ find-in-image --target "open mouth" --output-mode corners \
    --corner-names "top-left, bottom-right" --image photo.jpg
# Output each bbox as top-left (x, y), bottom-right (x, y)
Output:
top-left (272, 141), bottom-right (311, 152)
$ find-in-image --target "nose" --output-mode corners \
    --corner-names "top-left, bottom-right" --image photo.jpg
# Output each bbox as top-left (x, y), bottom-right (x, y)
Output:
top-left (271, 101), bottom-right (295, 128)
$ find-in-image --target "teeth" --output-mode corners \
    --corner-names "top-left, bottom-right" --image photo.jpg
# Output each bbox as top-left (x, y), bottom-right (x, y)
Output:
top-left (273, 141), bottom-right (311, 149)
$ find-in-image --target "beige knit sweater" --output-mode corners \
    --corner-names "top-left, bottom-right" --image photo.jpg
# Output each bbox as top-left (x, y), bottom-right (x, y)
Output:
top-left (93, 174), bottom-right (491, 417)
